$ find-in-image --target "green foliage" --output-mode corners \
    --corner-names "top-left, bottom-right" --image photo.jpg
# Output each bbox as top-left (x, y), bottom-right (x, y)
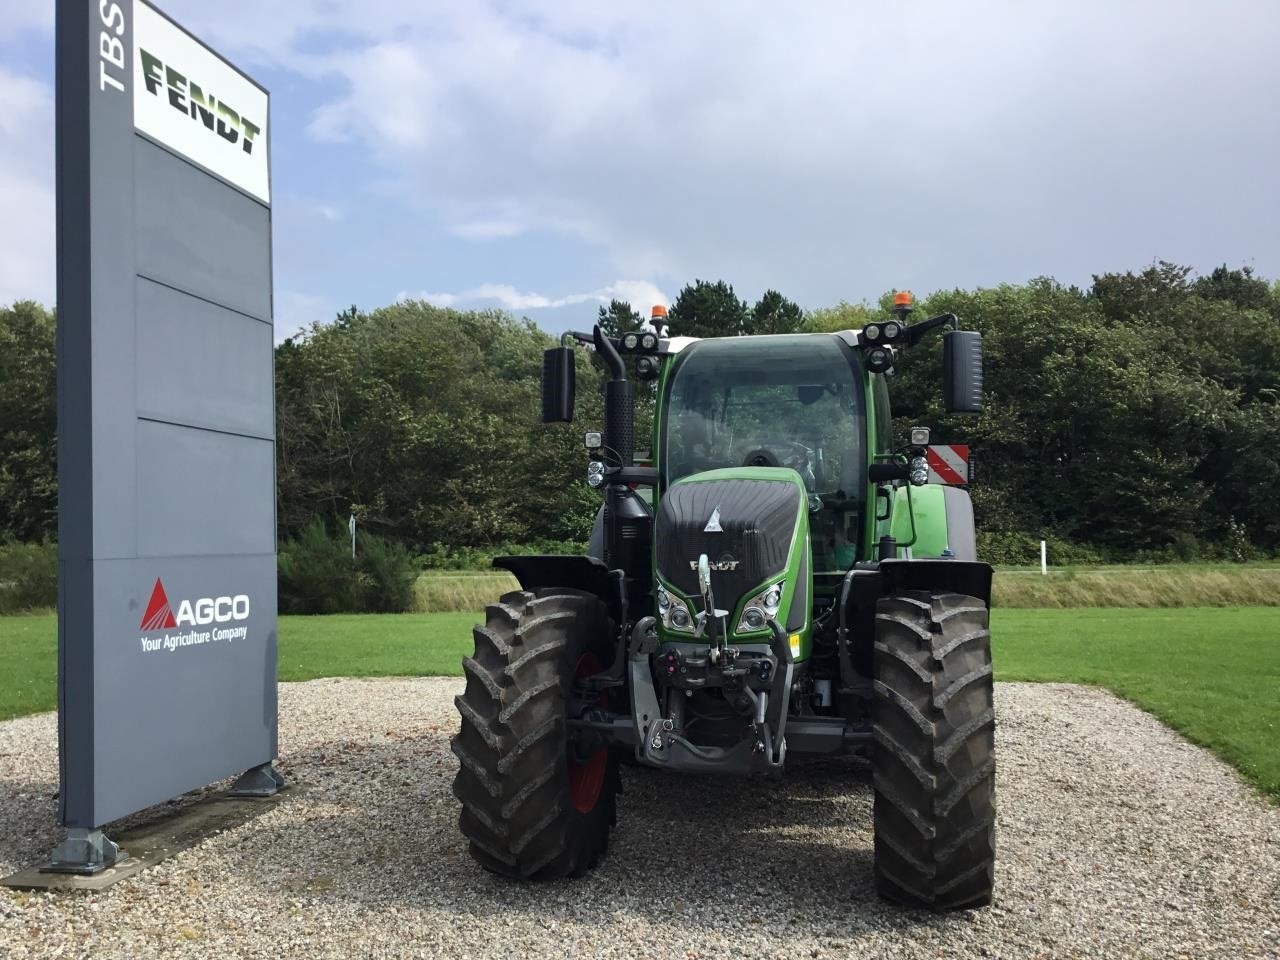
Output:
top-left (277, 519), bottom-right (359, 614)
top-left (746, 289), bottom-right (803, 335)
top-left (884, 265), bottom-right (1280, 557)
top-left (2, 263), bottom-right (1278, 562)
top-left (667, 281), bottom-right (804, 338)
top-left (668, 279), bottom-right (750, 338)
top-left (0, 541), bottom-right (58, 613)
top-left (275, 301), bottom-right (599, 549)
top-left (355, 531), bottom-right (419, 613)
top-left (978, 531), bottom-right (1103, 567)
top-left (278, 519), bottom-right (420, 614)
top-left (0, 303), bottom-right (56, 542)
top-left (597, 299), bottom-right (643, 337)
top-left (804, 300), bottom-right (877, 333)
top-left (417, 539), bottom-right (588, 570)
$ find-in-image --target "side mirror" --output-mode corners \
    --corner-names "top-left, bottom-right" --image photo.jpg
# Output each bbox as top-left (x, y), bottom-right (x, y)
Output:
top-left (942, 330), bottom-right (983, 414)
top-left (542, 347), bottom-right (576, 423)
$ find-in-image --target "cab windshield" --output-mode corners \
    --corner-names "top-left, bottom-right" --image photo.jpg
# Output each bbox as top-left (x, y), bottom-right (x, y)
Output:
top-left (661, 335), bottom-right (866, 571)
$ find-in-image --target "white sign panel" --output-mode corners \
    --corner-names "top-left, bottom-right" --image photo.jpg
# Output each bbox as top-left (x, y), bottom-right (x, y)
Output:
top-left (132, 1), bottom-right (270, 204)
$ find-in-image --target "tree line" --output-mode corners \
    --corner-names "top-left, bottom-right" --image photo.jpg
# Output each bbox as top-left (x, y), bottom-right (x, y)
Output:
top-left (1, 264), bottom-right (1277, 564)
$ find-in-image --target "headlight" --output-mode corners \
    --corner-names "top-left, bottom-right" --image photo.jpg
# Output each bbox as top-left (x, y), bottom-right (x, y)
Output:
top-left (587, 461), bottom-right (606, 487)
top-left (909, 457), bottom-right (929, 486)
top-left (737, 581), bottom-right (784, 633)
top-left (763, 585), bottom-right (782, 614)
top-left (658, 586), bottom-right (695, 633)
top-left (866, 347), bottom-right (893, 374)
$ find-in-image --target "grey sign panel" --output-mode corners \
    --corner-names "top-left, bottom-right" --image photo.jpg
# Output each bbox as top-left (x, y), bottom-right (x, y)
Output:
top-left (135, 279), bottom-right (274, 439)
top-left (55, 0), bottom-right (278, 837)
top-left (136, 422), bottom-right (276, 557)
top-left (134, 137), bottom-right (273, 322)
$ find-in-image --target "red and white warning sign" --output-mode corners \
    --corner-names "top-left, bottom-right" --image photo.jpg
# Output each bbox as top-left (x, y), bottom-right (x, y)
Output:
top-left (926, 445), bottom-right (970, 485)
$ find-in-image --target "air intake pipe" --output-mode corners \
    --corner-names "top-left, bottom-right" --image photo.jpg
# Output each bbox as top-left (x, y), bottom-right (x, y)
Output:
top-left (594, 326), bottom-right (634, 469)
top-left (593, 325), bottom-right (637, 573)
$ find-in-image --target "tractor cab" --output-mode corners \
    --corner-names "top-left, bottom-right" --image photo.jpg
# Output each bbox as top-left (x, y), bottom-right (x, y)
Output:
top-left (661, 333), bottom-right (867, 574)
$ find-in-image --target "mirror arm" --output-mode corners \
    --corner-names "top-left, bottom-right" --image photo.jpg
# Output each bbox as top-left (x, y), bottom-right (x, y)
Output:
top-left (904, 312), bottom-right (959, 348)
top-left (607, 465), bottom-right (659, 486)
top-left (593, 325), bottom-right (627, 382)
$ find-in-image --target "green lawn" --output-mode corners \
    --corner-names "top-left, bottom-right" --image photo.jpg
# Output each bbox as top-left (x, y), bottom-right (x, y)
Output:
top-left (2, 608), bottom-right (1276, 799)
top-left (993, 608), bottom-right (1279, 799)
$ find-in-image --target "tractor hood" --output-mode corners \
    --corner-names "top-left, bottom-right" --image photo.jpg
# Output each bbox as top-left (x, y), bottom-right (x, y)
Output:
top-left (654, 467), bottom-right (810, 641)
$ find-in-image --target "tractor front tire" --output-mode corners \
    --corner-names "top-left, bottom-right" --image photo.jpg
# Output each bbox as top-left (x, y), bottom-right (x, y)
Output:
top-left (872, 590), bottom-right (996, 911)
top-left (451, 589), bottom-right (619, 879)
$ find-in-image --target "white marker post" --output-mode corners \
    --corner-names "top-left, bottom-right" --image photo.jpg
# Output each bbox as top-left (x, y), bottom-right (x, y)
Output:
top-left (349, 514), bottom-right (357, 562)
top-left (1040, 540), bottom-right (1048, 575)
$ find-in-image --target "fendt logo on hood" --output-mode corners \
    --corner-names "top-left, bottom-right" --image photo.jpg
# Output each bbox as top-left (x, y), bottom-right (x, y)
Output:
top-left (140, 578), bottom-right (250, 632)
top-left (690, 557), bottom-right (740, 572)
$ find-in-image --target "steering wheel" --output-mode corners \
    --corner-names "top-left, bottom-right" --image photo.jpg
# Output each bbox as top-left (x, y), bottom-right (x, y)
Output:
top-left (741, 448), bottom-right (781, 468)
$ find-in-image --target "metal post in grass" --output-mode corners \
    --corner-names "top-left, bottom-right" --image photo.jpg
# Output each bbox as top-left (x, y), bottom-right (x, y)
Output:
top-left (1041, 540), bottom-right (1048, 575)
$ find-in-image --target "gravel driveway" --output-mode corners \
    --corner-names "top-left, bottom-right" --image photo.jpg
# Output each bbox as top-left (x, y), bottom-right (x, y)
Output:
top-left (1, 679), bottom-right (1277, 959)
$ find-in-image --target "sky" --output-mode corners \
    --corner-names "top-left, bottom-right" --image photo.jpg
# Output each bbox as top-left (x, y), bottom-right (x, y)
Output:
top-left (1, 1), bottom-right (1278, 339)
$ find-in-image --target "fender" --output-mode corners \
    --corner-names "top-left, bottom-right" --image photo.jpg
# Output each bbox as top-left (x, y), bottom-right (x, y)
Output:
top-left (493, 555), bottom-right (626, 628)
top-left (879, 558), bottom-right (993, 609)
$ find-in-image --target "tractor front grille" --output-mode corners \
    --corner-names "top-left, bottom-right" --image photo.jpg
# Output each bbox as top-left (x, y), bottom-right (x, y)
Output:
top-left (655, 477), bottom-right (802, 604)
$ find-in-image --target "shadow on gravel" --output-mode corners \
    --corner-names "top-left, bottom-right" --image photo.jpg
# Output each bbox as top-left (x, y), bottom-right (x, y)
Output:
top-left (0, 776), bottom-right (61, 873)
top-left (223, 736), bottom-right (951, 940)
top-left (0, 771), bottom-right (241, 879)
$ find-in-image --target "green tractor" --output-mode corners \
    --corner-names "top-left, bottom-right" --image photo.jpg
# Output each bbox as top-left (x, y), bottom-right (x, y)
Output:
top-left (451, 295), bottom-right (995, 911)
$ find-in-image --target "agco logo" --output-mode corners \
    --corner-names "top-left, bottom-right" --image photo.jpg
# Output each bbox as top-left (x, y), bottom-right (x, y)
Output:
top-left (140, 50), bottom-right (263, 156)
top-left (140, 578), bottom-right (250, 632)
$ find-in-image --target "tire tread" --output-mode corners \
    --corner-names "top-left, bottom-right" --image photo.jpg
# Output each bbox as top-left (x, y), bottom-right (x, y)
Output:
top-left (451, 590), bottom-right (618, 879)
top-left (872, 590), bottom-right (996, 912)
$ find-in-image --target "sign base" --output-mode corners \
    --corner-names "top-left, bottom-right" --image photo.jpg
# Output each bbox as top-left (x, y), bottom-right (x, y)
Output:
top-left (228, 762), bottom-right (286, 798)
top-left (40, 828), bottom-right (128, 876)
top-left (5, 784), bottom-right (294, 892)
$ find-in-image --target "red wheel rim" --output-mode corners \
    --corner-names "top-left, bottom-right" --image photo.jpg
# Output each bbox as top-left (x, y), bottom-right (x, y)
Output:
top-left (569, 652), bottom-right (608, 814)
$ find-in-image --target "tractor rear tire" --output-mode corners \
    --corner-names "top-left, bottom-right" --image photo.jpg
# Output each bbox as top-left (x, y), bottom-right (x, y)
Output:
top-left (451, 589), bottom-right (619, 879)
top-left (871, 590), bottom-right (996, 911)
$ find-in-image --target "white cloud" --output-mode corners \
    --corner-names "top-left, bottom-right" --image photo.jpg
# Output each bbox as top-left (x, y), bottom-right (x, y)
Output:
top-left (154, 0), bottom-right (1279, 301)
top-left (8, 1), bottom-right (1280, 312)
top-left (408, 280), bottom-right (668, 312)
top-left (0, 68), bottom-right (54, 307)
top-left (0, 0), bottom-right (52, 39)
top-left (449, 219), bottom-right (527, 241)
